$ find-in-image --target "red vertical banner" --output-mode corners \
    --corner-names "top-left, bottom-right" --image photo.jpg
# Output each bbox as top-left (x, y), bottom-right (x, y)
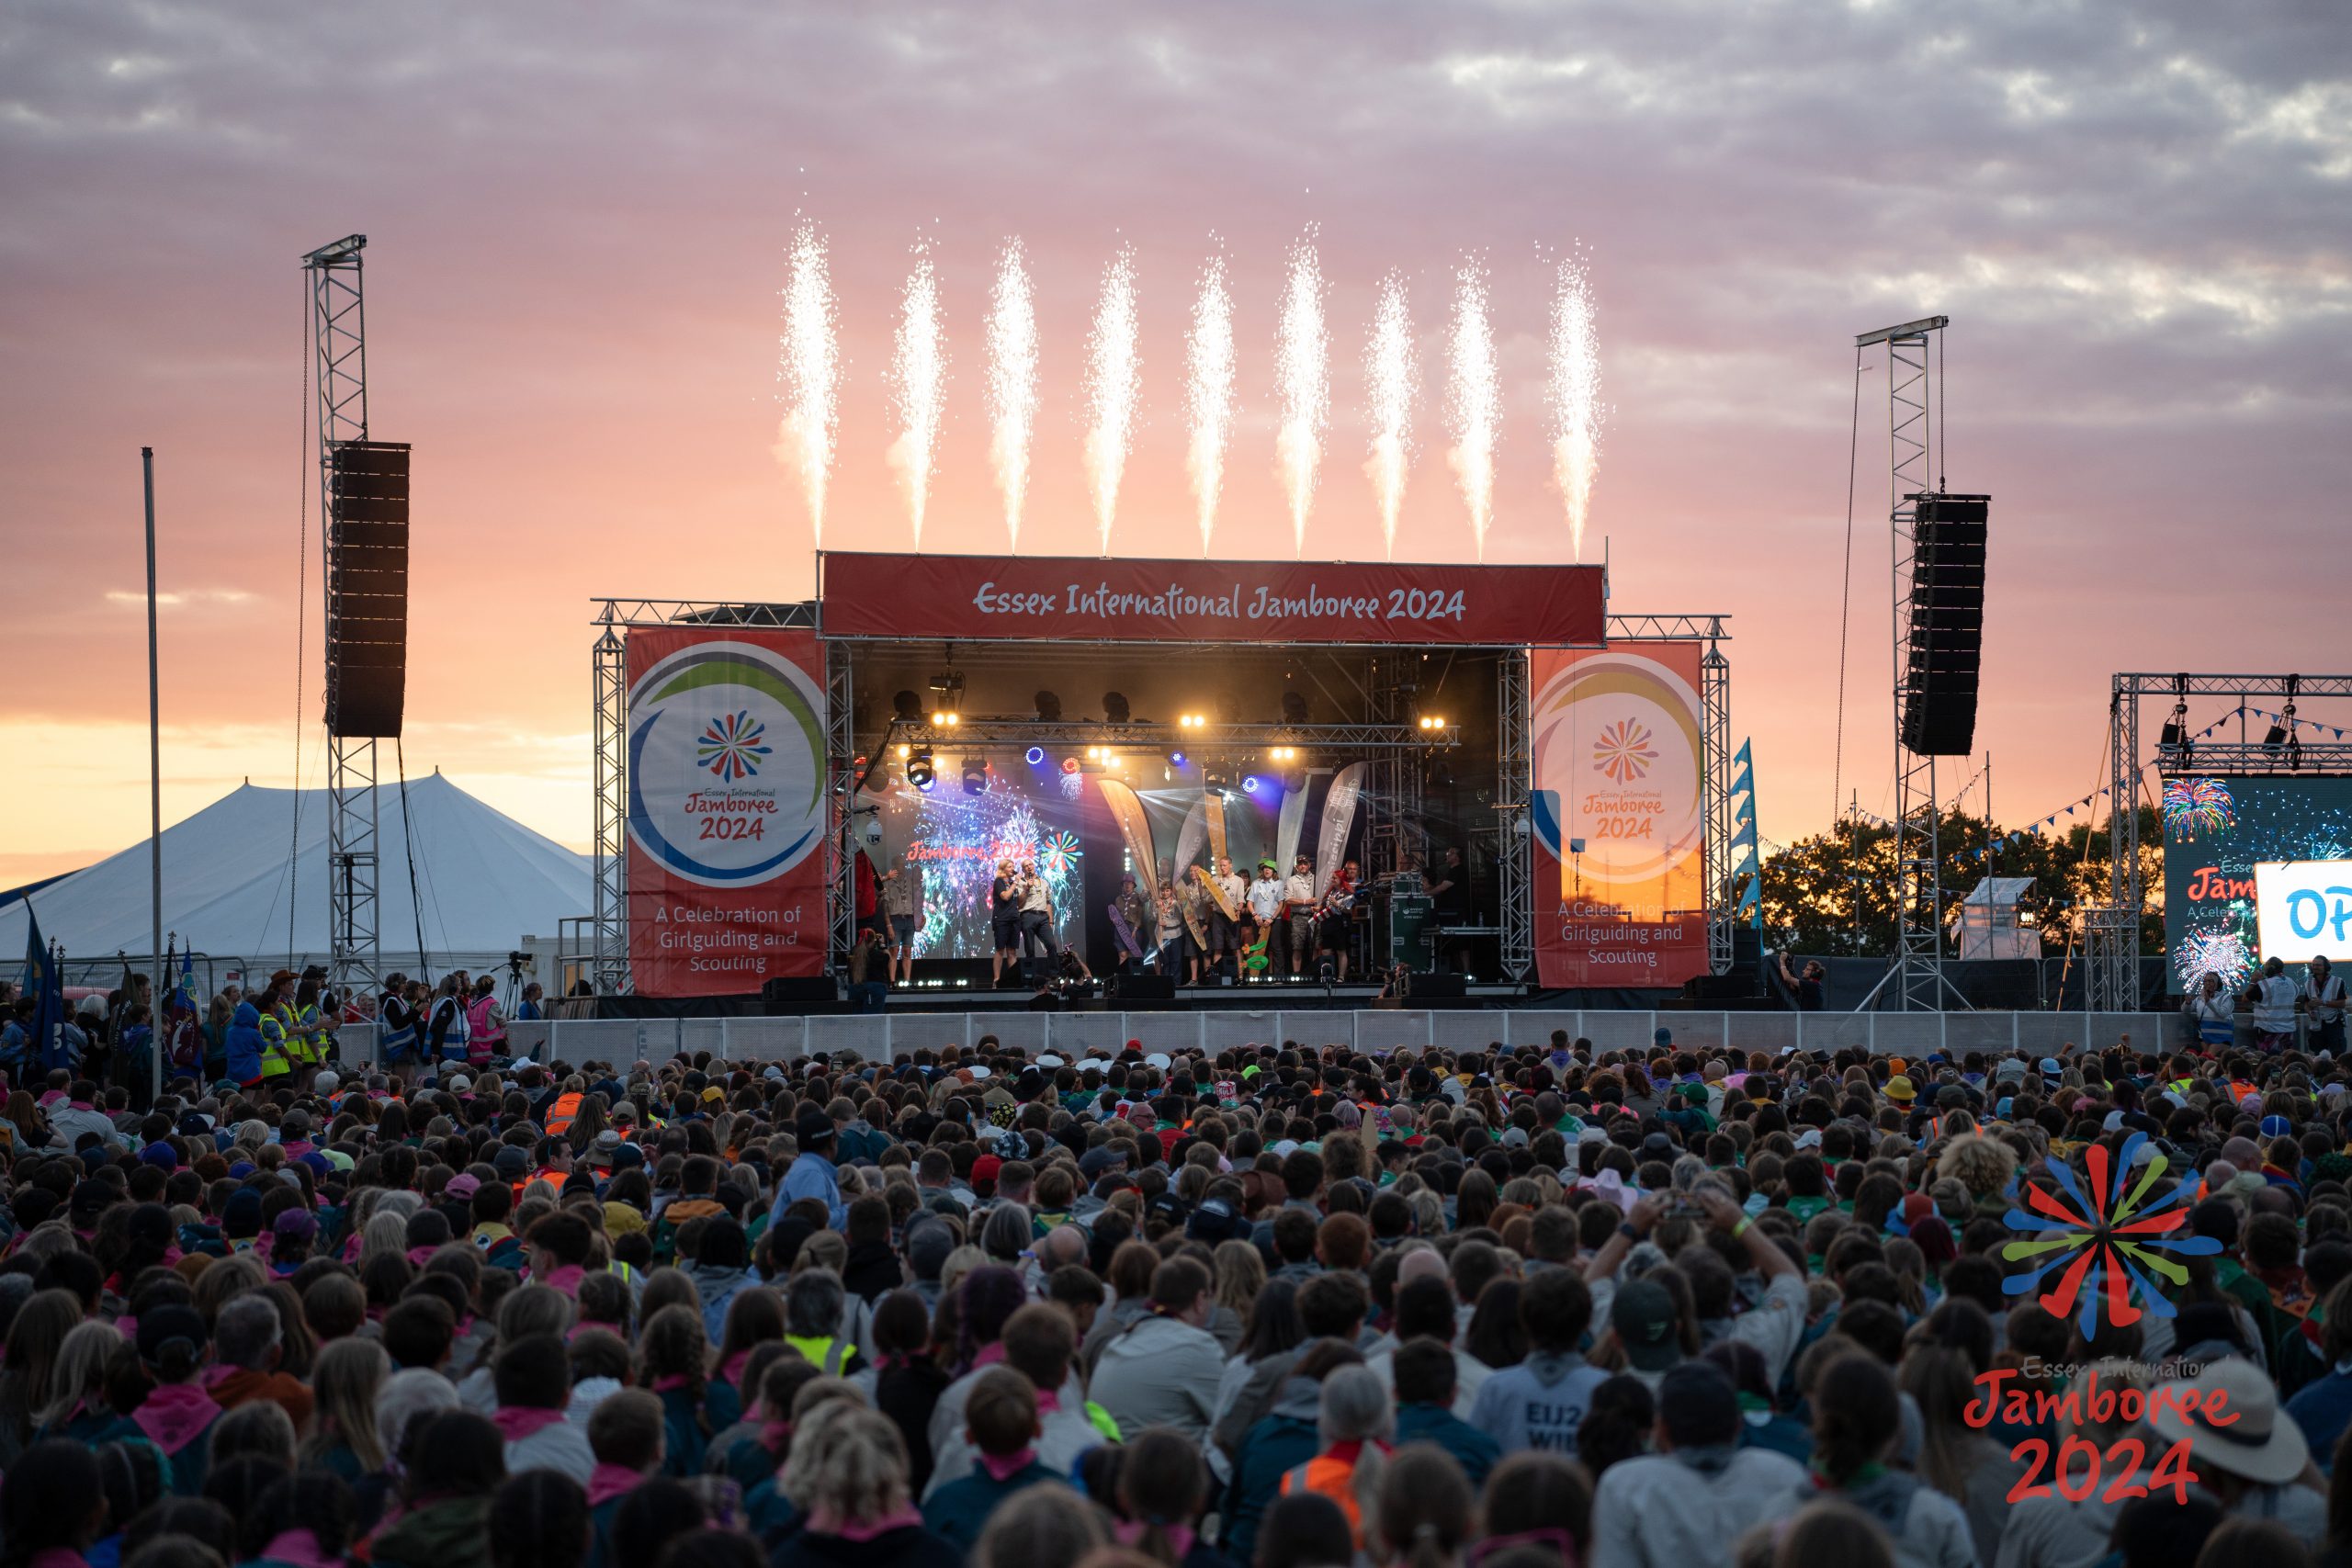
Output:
top-left (1531, 644), bottom-right (1711, 989)
top-left (626, 627), bottom-right (828, 995)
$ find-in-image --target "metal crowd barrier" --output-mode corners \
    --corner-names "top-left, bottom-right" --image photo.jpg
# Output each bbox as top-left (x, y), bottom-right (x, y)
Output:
top-left (341, 1010), bottom-right (2185, 1067)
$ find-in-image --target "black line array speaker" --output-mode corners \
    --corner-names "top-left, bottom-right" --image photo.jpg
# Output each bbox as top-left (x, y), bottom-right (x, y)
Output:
top-left (326, 440), bottom-right (411, 739)
top-left (1112, 974), bottom-right (1177, 1001)
top-left (1901, 493), bottom-right (1989, 756)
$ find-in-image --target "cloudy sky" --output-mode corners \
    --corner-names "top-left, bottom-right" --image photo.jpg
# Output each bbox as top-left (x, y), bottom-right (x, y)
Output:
top-left (5, 0), bottom-right (2348, 885)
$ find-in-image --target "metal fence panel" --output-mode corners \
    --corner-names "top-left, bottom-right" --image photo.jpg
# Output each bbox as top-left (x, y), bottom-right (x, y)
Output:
top-left (1126, 1013), bottom-right (1206, 1056)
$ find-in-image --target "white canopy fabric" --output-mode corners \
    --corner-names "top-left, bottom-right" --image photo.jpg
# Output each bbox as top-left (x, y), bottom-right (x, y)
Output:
top-left (0, 774), bottom-right (591, 975)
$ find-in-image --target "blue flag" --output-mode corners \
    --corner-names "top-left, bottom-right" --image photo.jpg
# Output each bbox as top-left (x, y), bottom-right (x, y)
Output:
top-left (1734, 739), bottom-right (1752, 770)
top-left (18, 910), bottom-right (64, 1075)
top-left (1731, 764), bottom-right (1754, 800)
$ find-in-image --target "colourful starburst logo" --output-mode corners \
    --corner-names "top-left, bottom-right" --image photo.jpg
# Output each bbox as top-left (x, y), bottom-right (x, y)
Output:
top-left (696, 710), bottom-right (772, 783)
top-left (1040, 829), bottom-right (1083, 877)
top-left (1591, 719), bottom-right (1657, 784)
top-left (2000, 1133), bottom-right (2220, 1334)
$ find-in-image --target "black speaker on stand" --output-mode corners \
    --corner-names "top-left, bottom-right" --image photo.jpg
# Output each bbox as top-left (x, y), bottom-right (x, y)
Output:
top-left (1900, 494), bottom-right (1990, 756)
top-left (325, 441), bottom-right (411, 739)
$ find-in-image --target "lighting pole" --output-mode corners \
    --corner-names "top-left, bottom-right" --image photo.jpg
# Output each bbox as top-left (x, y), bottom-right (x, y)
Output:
top-left (143, 447), bottom-right (163, 1104)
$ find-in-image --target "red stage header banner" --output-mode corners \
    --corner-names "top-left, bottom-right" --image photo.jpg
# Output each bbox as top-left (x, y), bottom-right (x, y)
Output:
top-left (818, 551), bottom-right (1604, 647)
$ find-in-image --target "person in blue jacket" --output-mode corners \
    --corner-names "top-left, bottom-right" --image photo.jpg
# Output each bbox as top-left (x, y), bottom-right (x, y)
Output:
top-left (224, 999), bottom-right (266, 1089)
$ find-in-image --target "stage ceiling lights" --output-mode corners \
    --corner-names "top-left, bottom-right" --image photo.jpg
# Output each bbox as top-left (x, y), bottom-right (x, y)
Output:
top-left (1060, 756), bottom-right (1082, 775)
top-left (1102, 691), bottom-right (1132, 723)
top-left (1241, 774), bottom-right (1263, 795)
top-left (961, 756), bottom-right (987, 795)
top-left (892, 689), bottom-right (924, 722)
top-left (1168, 750), bottom-right (1185, 766)
top-left (906, 750), bottom-right (936, 790)
top-left (1268, 746), bottom-right (1300, 763)
top-left (1281, 691), bottom-right (1310, 725)
top-left (1178, 713), bottom-right (1206, 730)
top-left (931, 708), bottom-right (961, 728)
top-left (1035, 689), bottom-right (1063, 722)
top-left (1417, 715), bottom-right (1448, 731)
top-left (1024, 746), bottom-right (1046, 765)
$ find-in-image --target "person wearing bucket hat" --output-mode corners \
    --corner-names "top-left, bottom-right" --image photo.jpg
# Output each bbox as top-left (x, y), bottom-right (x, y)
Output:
top-left (2144, 1357), bottom-right (2324, 1543)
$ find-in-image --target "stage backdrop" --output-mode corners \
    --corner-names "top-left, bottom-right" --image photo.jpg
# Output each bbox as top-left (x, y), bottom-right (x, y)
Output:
top-left (818, 551), bottom-right (1604, 647)
top-left (626, 627), bottom-right (828, 995)
top-left (1530, 644), bottom-right (1710, 989)
top-left (2164, 774), bottom-right (2352, 991)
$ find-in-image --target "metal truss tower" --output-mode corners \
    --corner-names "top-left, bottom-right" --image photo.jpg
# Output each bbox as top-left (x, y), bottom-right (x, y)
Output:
top-left (1858, 316), bottom-right (1968, 1010)
top-left (1497, 650), bottom-right (1532, 982)
top-left (303, 236), bottom-right (379, 1003)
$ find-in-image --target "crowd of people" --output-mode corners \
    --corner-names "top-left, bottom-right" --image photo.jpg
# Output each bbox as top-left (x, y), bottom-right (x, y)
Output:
top-left (0, 1021), bottom-right (2348, 1568)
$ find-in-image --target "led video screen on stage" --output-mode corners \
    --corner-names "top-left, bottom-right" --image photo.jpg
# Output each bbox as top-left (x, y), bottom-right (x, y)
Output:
top-left (869, 767), bottom-right (1089, 960)
top-left (2164, 775), bottom-right (2352, 990)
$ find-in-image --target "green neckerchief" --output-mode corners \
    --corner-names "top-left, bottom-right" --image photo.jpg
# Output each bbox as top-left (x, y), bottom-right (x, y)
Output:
top-left (1811, 1459), bottom-right (1885, 1489)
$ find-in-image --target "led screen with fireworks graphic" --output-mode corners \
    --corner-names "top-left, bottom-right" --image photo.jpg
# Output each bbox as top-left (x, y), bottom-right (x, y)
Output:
top-left (2173, 929), bottom-right (2254, 991)
top-left (889, 784), bottom-right (1084, 960)
top-left (2163, 778), bottom-right (2235, 841)
top-left (2000, 1133), bottom-right (2219, 1336)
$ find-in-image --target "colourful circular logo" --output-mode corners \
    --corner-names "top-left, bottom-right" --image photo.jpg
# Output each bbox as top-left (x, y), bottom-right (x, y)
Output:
top-left (1529, 650), bottom-right (1703, 886)
top-left (627, 640), bottom-right (825, 887)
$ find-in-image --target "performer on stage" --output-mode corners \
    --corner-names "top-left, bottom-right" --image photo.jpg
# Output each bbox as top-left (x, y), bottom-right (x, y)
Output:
top-left (881, 853), bottom-right (922, 985)
top-left (1109, 874), bottom-right (1150, 975)
top-left (1210, 855), bottom-right (1245, 979)
top-left (1016, 859), bottom-right (1062, 981)
top-left (1283, 854), bottom-right (1317, 977)
top-left (1154, 882), bottom-right (1186, 978)
top-left (1320, 858), bottom-right (1361, 983)
top-left (1246, 859), bottom-right (1284, 977)
top-left (1180, 870), bottom-right (1213, 985)
top-left (989, 859), bottom-right (1022, 987)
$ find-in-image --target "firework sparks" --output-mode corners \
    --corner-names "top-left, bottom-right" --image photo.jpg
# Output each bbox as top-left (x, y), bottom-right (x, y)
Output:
top-left (1186, 245), bottom-right (1235, 557)
top-left (2175, 930), bottom-right (2255, 990)
top-left (887, 240), bottom-right (946, 549)
top-left (1084, 244), bottom-right (1141, 554)
top-left (986, 238), bottom-right (1039, 552)
top-left (1446, 259), bottom-right (1499, 560)
top-left (1274, 229), bottom-right (1329, 558)
top-left (2163, 777), bottom-right (2236, 842)
top-left (773, 221), bottom-right (839, 544)
top-left (1548, 250), bottom-right (1602, 561)
top-left (1363, 271), bottom-right (1417, 560)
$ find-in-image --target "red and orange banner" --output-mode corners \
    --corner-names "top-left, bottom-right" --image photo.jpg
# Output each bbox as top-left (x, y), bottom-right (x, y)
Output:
top-left (1531, 644), bottom-right (1710, 989)
top-left (626, 626), bottom-right (829, 995)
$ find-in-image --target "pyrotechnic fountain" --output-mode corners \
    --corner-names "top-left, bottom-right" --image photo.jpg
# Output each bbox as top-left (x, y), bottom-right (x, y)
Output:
top-left (774, 221), bottom-right (838, 545)
top-left (1274, 231), bottom-right (1329, 558)
top-left (1363, 271), bottom-right (1417, 560)
top-left (1083, 244), bottom-right (1140, 555)
top-left (987, 239), bottom-right (1039, 552)
top-left (1185, 245), bottom-right (1235, 557)
top-left (1445, 259), bottom-right (1498, 561)
top-left (1548, 251), bottom-right (1602, 560)
top-left (887, 241), bottom-right (945, 549)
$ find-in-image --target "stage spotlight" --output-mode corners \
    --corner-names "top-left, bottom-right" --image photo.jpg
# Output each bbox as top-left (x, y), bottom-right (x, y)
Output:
top-left (896, 743), bottom-right (911, 759)
top-left (1060, 756), bottom-right (1082, 775)
top-left (1102, 691), bottom-right (1131, 724)
top-left (1417, 715), bottom-right (1448, 732)
top-left (961, 757), bottom-right (987, 796)
top-left (1169, 750), bottom-right (1185, 766)
top-left (931, 709), bottom-right (961, 728)
top-left (892, 690), bottom-right (924, 722)
top-left (2265, 721), bottom-right (2290, 748)
top-left (1281, 690), bottom-right (1309, 725)
top-left (1241, 774), bottom-right (1262, 794)
top-left (906, 750), bottom-right (935, 790)
top-left (1025, 746), bottom-right (1046, 766)
top-left (1035, 690), bottom-right (1063, 722)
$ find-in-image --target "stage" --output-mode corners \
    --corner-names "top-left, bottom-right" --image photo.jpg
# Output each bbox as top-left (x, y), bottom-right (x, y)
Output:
top-left (588, 550), bottom-right (1738, 1010)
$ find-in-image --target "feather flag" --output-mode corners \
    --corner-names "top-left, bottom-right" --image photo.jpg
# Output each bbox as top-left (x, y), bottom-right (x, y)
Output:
top-left (1173, 795), bottom-right (1208, 879)
top-left (1314, 762), bottom-right (1368, 899)
top-left (1276, 775), bottom-right (1310, 875)
top-left (1095, 780), bottom-right (1159, 906)
top-left (1204, 789), bottom-right (1230, 870)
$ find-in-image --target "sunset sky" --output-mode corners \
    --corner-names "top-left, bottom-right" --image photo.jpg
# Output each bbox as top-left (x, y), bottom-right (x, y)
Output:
top-left (5, 2), bottom-right (2348, 887)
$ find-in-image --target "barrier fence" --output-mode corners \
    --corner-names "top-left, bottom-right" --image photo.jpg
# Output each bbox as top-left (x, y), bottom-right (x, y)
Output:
top-left (339, 1009), bottom-right (2188, 1066)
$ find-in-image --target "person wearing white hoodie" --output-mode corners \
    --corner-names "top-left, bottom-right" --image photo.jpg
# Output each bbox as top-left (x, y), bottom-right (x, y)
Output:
top-left (1468, 1266), bottom-right (1610, 1455)
top-left (1088, 1256), bottom-right (1226, 1447)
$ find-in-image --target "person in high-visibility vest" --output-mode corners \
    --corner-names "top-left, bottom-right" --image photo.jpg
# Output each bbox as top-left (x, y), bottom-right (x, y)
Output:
top-left (427, 976), bottom-right (470, 1068)
top-left (464, 976), bottom-right (506, 1068)
top-left (255, 978), bottom-right (295, 1082)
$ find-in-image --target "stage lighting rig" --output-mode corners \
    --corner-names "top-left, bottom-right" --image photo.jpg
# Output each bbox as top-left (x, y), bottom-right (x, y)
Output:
top-left (1102, 691), bottom-right (1132, 723)
top-left (906, 750), bottom-right (935, 790)
top-left (1281, 690), bottom-right (1310, 725)
top-left (962, 757), bottom-right (987, 795)
top-left (1035, 690), bottom-right (1063, 722)
top-left (892, 690), bottom-right (924, 722)
top-left (1417, 715), bottom-right (1448, 732)
top-left (1024, 746), bottom-right (1046, 765)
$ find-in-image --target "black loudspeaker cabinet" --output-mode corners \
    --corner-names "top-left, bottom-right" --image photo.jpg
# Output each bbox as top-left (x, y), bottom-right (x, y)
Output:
top-left (1403, 971), bottom-right (1467, 1000)
top-left (1901, 492), bottom-right (1989, 756)
top-left (1113, 974), bottom-right (1177, 1001)
top-left (762, 976), bottom-right (840, 1014)
top-left (326, 440), bottom-right (412, 739)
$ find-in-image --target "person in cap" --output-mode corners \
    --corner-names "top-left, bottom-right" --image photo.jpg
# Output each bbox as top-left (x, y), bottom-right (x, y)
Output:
top-left (1589, 1361), bottom-right (1806, 1568)
top-left (1609, 1278), bottom-right (1686, 1393)
top-left (2148, 1357), bottom-right (2324, 1545)
top-left (770, 1108), bottom-right (844, 1231)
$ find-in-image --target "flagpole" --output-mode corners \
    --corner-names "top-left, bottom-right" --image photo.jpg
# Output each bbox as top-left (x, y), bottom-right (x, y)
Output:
top-left (144, 446), bottom-right (163, 1105)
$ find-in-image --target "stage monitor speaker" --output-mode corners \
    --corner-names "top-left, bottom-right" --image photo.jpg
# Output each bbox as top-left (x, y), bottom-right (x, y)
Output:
top-left (1113, 974), bottom-right (1177, 1002)
top-left (326, 440), bottom-right (411, 739)
top-left (1900, 493), bottom-right (1988, 756)
top-left (1403, 971), bottom-right (1466, 1000)
top-left (761, 976), bottom-right (839, 1013)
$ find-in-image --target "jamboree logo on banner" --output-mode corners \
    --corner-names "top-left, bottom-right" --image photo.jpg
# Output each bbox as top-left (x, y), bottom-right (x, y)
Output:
top-left (627, 637), bottom-right (826, 887)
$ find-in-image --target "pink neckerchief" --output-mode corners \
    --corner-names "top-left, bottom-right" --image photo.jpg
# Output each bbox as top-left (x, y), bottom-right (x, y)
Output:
top-left (978, 1447), bottom-right (1036, 1482)
top-left (1116, 1520), bottom-right (1195, 1560)
top-left (1035, 1389), bottom-right (1062, 1415)
top-left (760, 1417), bottom-right (793, 1454)
top-left (652, 1373), bottom-right (692, 1393)
top-left (537, 1263), bottom-right (584, 1297)
top-left (199, 1363), bottom-right (241, 1391)
top-left (37, 1090), bottom-right (67, 1110)
top-left (28, 1549), bottom-right (87, 1568)
top-left (132, 1381), bottom-right (220, 1454)
top-left (720, 1348), bottom-right (753, 1388)
top-left (492, 1405), bottom-right (569, 1441)
top-left (971, 1342), bottom-right (1007, 1370)
top-left (585, 1463), bottom-right (645, 1508)
top-left (256, 1530), bottom-right (338, 1568)
top-left (808, 1506), bottom-right (924, 1542)
top-left (404, 1245), bottom-right (440, 1268)
top-left (67, 1100), bottom-right (92, 1112)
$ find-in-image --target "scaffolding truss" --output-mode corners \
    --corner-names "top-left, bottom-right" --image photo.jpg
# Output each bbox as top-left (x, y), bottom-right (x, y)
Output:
top-left (1604, 615), bottom-right (1736, 978)
top-left (1498, 650), bottom-right (1532, 980)
top-left (303, 235), bottom-right (379, 1004)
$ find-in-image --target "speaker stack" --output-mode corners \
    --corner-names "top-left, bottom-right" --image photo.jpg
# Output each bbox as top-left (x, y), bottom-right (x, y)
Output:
top-left (1900, 493), bottom-right (1990, 757)
top-left (325, 441), bottom-right (412, 739)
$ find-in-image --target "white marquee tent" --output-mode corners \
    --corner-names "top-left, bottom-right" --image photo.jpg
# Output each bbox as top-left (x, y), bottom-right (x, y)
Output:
top-left (0, 774), bottom-right (592, 983)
